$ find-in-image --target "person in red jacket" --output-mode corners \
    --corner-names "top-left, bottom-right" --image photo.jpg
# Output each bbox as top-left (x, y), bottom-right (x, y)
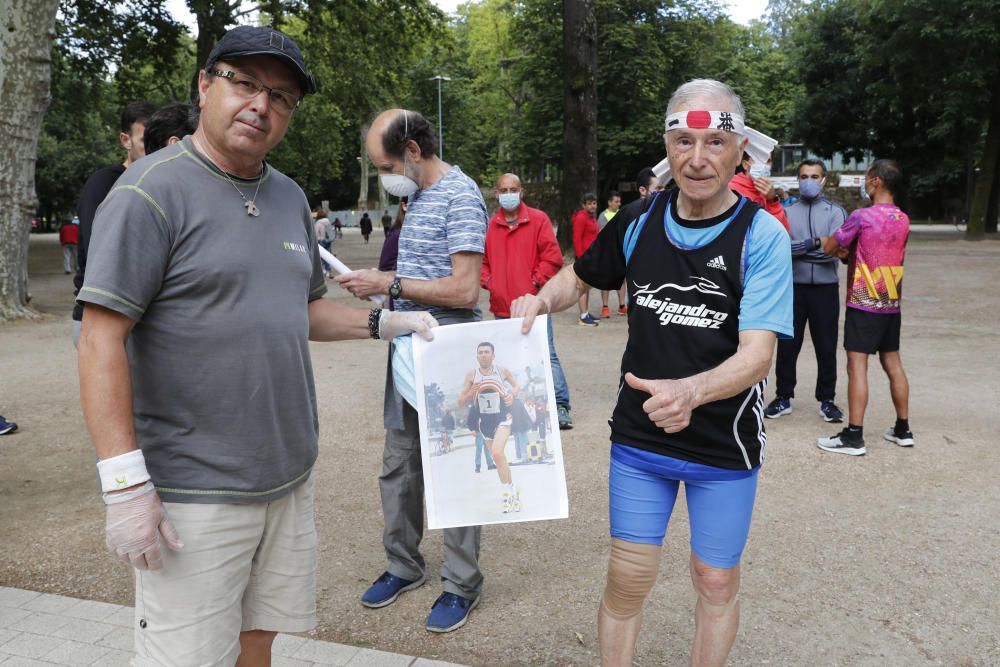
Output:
top-left (728, 154), bottom-right (790, 233)
top-left (483, 173), bottom-right (573, 428)
top-left (571, 192), bottom-right (600, 326)
top-left (59, 217), bottom-right (80, 274)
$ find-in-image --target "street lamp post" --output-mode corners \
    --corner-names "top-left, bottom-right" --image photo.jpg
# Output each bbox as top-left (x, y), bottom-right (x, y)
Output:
top-left (428, 75), bottom-right (451, 160)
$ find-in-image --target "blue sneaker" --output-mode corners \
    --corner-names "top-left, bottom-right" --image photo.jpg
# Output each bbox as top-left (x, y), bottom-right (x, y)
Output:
top-left (0, 416), bottom-right (17, 435)
top-left (426, 592), bottom-right (480, 633)
top-left (360, 571), bottom-right (425, 608)
top-left (763, 398), bottom-right (792, 419)
top-left (819, 400), bottom-right (844, 423)
top-left (577, 313), bottom-right (599, 327)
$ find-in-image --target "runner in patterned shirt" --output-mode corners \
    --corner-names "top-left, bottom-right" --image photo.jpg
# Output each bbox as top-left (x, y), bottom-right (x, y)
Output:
top-left (818, 158), bottom-right (914, 456)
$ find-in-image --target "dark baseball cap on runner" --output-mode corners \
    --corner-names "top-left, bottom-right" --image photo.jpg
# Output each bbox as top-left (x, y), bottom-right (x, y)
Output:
top-left (205, 25), bottom-right (317, 96)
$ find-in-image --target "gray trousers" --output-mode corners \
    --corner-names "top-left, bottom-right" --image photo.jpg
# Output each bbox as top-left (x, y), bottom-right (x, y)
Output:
top-left (380, 400), bottom-right (483, 599)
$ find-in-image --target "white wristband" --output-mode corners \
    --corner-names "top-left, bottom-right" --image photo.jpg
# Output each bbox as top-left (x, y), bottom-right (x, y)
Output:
top-left (96, 449), bottom-right (151, 493)
top-left (102, 480), bottom-right (155, 505)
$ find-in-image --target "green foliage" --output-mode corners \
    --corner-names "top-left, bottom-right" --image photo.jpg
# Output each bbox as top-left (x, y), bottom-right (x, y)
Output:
top-left (50, 0), bottom-right (996, 226)
top-left (788, 0), bottom-right (1000, 217)
top-left (268, 0), bottom-right (447, 199)
top-left (37, 0), bottom-right (189, 220)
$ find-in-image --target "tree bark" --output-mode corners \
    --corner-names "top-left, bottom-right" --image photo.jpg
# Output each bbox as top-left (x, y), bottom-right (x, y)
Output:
top-left (0, 0), bottom-right (59, 321)
top-left (985, 144), bottom-right (1000, 234)
top-left (187, 0), bottom-right (238, 102)
top-left (558, 0), bottom-right (597, 253)
top-left (966, 78), bottom-right (1000, 240)
top-left (358, 123), bottom-right (369, 212)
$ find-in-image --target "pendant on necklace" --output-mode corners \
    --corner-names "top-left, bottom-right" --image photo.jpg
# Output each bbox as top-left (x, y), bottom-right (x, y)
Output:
top-left (245, 201), bottom-right (260, 217)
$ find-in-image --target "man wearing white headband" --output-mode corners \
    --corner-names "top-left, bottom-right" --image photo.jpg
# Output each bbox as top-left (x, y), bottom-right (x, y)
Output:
top-left (511, 79), bottom-right (792, 665)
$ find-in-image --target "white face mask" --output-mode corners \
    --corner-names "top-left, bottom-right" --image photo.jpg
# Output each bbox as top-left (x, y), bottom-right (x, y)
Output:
top-left (381, 153), bottom-right (419, 198)
top-left (381, 172), bottom-right (419, 198)
top-left (749, 163), bottom-right (771, 179)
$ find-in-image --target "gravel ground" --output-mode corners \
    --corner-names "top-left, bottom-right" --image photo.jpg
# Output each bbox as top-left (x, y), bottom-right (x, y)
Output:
top-left (2, 227), bottom-right (999, 666)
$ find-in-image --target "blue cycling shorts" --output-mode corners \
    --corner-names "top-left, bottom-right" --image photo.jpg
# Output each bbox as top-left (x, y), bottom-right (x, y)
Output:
top-left (609, 443), bottom-right (760, 569)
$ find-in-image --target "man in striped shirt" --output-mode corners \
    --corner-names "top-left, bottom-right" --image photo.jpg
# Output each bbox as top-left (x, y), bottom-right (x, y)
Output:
top-left (337, 108), bottom-right (489, 633)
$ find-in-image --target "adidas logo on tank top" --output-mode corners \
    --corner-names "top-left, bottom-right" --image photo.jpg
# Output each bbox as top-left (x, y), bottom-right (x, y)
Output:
top-left (707, 255), bottom-right (727, 270)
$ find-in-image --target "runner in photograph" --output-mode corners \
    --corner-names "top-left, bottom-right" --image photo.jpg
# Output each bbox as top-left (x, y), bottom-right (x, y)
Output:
top-left (457, 342), bottom-right (530, 513)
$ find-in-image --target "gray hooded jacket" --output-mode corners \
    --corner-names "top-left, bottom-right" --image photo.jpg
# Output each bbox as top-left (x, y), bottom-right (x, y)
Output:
top-left (786, 196), bottom-right (847, 285)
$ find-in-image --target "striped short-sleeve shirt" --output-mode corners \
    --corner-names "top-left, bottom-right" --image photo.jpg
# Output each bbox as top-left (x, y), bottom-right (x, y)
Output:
top-left (395, 165), bottom-right (487, 314)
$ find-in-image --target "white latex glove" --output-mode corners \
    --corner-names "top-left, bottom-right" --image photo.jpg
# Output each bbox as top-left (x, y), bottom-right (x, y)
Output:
top-left (379, 310), bottom-right (438, 341)
top-left (104, 481), bottom-right (183, 570)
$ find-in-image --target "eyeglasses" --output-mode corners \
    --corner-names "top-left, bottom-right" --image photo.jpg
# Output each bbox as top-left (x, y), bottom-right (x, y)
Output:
top-left (210, 69), bottom-right (300, 114)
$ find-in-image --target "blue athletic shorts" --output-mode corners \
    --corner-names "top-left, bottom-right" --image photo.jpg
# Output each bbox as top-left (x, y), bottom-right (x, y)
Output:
top-left (609, 443), bottom-right (760, 569)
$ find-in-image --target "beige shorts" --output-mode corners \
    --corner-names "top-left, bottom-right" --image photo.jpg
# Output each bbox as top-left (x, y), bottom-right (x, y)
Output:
top-left (134, 476), bottom-right (317, 667)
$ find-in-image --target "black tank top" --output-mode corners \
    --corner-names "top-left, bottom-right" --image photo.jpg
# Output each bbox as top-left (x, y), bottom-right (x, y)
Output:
top-left (613, 191), bottom-right (766, 470)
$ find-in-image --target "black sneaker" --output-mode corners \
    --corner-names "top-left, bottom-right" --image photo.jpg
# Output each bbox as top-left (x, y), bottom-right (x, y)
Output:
top-left (819, 400), bottom-right (844, 423)
top-left (763, 397), bottom-right (792, 419)
top-left (0, 416), bottom-right (17, 435)
top-left (883, 427), bottom-right (914, 447)
top-left (557, 405), bottom-right (573, 430)
top-left (817, 428), bottom-right (866, 456)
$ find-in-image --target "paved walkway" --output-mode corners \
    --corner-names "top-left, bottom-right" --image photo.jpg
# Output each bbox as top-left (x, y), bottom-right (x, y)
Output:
top-left (0, 587), bottom-right (465, 667)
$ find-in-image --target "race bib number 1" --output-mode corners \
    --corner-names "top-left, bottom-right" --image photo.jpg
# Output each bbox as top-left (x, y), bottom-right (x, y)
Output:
top-left (478, 392), bottom-right (501, 415)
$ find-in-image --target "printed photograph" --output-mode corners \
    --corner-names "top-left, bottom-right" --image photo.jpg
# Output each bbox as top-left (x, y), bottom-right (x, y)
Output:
top-left (413, 316), bottom-right (569, 529)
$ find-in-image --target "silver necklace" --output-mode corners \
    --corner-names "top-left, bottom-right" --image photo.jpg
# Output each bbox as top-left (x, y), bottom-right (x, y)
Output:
top-left (224, 169), bottom-right (263, 217)
top-left (193, 138), bottom-right (264, 216)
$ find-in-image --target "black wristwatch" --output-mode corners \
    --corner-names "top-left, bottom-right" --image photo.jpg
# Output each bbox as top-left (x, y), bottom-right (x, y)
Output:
top-left (388, 277), bottom-right (403, 299)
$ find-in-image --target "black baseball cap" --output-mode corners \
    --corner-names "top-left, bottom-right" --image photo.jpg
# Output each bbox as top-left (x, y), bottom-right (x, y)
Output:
top-left (205, 25), bottom-right (317, 96)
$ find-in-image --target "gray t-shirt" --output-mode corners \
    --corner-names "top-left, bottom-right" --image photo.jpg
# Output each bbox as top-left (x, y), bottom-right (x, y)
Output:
top-left (79, 136), bottom-right (327, 503)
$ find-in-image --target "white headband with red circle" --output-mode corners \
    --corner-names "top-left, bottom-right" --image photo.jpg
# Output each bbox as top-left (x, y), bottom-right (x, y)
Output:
top-left (652, 109), bottom-right (778, 185)
top-left (664, 110), bottom-right (746, 134)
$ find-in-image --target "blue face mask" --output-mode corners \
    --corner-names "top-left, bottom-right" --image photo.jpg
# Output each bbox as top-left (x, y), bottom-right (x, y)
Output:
top-left (749, 163), bottom-right (771, 179)
top-left (859, 182), bottom-right (872, 202)
top-left (799, 178), bottom-right (823, 200)
top-left (498, 192), bottom-right (521, 211)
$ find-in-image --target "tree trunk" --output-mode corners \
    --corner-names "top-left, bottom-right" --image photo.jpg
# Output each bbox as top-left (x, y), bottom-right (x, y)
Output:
top-left (0, 0), bottom-right (59, 322)
top-left (985, 146), bottom-right (1000, 234)
top-left (357, 123), bottom-right (369, 212)
top-left (187, 0), bottom-right (238, 102)
top-left (966, 79), bottom-right (1000, 240)
top-left (558, 0), bottom-right (597, 253)
top-left (377, 178), bottom-right (388, 213)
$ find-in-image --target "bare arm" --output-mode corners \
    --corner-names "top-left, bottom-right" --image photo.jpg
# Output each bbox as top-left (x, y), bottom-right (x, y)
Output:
top-left (822, 235), bottom-right (849, 259)
top-left (78, 304), bottom-right (139, 462)
top-left (456, 371), bottom-right (476, 407)
top-left (307, 299), bottom-right (371, 341)
top-left (510, 264), bottom-right (592, 333)
top-left (308, 299), bottom-right (438, 342)
top-left (79, 304), bottom-right (185, 569)
top-left (500, 366), bottom-right (520, 401)
top-left (625, 329), bottom-right (776, 433)
top-left (336, 252), bottom-right (482, 308)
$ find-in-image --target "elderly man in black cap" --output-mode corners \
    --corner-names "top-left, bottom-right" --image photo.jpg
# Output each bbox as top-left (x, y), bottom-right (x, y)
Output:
top-left (78, 26), bottom-right (435, 666)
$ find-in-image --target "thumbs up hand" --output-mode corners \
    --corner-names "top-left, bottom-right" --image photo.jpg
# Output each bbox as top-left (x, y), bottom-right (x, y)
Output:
top-left (624, 372), bottom-right (698, 433)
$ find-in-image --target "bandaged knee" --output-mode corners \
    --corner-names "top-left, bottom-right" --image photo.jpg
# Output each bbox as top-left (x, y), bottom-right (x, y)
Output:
top-left (601, 539), bottom-right (661, 619)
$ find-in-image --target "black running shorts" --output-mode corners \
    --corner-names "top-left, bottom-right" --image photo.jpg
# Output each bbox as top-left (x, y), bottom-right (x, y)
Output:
top-left (844, 308), bottom-right (901, 354)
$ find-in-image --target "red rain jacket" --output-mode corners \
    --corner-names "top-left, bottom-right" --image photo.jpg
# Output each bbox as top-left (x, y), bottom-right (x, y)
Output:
top-left (572, 209), bottom-right (599, 258)
top-left (482, 203), bottom-right (564, 317)
top-left (728, 172), bottom-right (790, 233)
